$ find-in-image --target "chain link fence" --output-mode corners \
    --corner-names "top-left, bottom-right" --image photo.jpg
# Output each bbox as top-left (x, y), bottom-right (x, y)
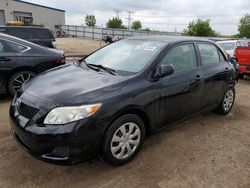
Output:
top-left (55, 25), bottom-right (181, 40)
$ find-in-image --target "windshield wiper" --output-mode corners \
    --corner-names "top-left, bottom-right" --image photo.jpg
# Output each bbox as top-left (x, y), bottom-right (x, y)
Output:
top-left (78, 59), bottom-right (99, 72)
top-left (88, 64), bottom-right (117, 75)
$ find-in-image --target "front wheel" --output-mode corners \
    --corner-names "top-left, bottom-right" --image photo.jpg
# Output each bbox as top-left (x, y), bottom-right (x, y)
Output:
top-left (215, 87), bottom-right (235, 115)
top-left (8, 70), bottom-right (36, 96)
top-left (101, 114), bottom-right (145, 166)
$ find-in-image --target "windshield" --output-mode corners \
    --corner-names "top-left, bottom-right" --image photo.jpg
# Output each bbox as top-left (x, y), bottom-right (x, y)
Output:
top-left (217, 42), bottom-right (235, 51)
top-left (84, 39), bottom-right (166, 76)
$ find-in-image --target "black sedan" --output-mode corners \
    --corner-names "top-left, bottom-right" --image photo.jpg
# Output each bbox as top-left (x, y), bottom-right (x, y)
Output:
top-left (0, 33), bottom-right (65, 96)
top-left (10, 36), bottom-right (236, 166)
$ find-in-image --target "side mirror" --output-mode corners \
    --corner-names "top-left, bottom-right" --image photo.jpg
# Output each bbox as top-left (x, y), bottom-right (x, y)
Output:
top-left (154, 64), bottom-right (174, 79)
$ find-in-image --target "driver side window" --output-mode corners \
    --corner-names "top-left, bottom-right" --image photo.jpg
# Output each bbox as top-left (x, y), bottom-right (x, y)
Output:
top-left (160, 43), bottom-right (197, 73)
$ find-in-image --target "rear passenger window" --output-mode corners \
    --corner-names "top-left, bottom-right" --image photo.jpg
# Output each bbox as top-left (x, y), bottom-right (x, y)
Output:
top-left (198, 43), bottom-right (220, 65)
top-left (30, 29), bottom-right (54, 39)
top-left (7, 28), bottom-right (30, 40)
top-left (8, 42), bottom-right (28, 52)
top-left (0, 41), bottom-right (4, 53)
top-left (160, 43), bottom-right (197, 73)
top-left (219, 51), bottom-right (226, 62)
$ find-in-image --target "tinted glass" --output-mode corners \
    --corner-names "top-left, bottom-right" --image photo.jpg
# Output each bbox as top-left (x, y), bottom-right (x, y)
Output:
top-left (217, 42), bottom-right (235, 50)
top-left (239, 41), bottom-right (246, 46)
top-left (160, 43), bottom-right (197, 73)
top-left (198, 43), bottom-right (220, 65)
top-left (84, 39), bottom-right (166, 76)
top-left (30, 29), bottom-right (54, 40)
top-left (219, 50), bottom-right (226, 62)
top-left (7, 28), bottom-right (30, 39)
top-left (0, 41), bottom-right (4, 53)
top-left (8, 42), bottom-right (28, 52)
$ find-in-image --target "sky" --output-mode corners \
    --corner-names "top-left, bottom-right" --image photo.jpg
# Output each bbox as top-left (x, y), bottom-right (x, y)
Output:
top-left (27, 0), bottom-right (250, 35)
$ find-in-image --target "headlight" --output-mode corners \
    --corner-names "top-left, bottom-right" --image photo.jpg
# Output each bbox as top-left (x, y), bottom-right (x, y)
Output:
top-left (44, 103), bottom-right (102, 125)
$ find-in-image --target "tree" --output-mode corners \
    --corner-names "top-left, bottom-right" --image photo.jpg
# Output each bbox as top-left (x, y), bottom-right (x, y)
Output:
top-left (141, 28), bottom-right (151, 32)
top-left (106, 17), bottom-right (125, 29)
top-left (183, 19), bottom-right (218, 37)
top-left (85, 15), bottom-right (96, 27)
top-left (238, 14), bottom-right (250, 38)
top-left (132, 20), bottom-right (142, 30)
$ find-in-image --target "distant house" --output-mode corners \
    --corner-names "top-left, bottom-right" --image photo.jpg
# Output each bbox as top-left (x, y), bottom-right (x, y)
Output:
top-left (0, 0), bottom-right (65, 31)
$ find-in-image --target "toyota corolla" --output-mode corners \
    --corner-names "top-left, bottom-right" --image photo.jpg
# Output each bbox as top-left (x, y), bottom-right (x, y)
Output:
top-left (10, 36), bottom-right (236, 166)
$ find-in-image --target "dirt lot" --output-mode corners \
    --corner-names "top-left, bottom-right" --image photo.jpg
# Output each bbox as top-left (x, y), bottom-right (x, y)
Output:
top-left (56, 37), bottom-right (106, 56)
top-left (0, 38), bottom-right (250, 188)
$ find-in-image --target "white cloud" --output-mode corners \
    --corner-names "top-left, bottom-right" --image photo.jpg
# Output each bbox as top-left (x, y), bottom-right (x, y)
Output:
top-left (27, 0), bottom-right (250, 35)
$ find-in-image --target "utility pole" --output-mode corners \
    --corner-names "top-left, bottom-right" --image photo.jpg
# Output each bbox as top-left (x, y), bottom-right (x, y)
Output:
top-left (113, 9), bottom-right (121, 18)
top-left (127, 11), bottom-right (133, 30)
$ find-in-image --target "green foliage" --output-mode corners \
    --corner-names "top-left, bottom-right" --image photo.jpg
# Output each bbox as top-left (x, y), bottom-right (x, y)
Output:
top-left (141, 28), bottom-right (151, 32)
top-left (183, 19), bottom-right (218, 37)
top-left (85, 15), bottom-right (96, 27)
top-left (132, 20), bottom-right (142, 30)
top-left (106, 17), bottom-right (126, 29)
top-left (238, 14), bottom-right (250, 38)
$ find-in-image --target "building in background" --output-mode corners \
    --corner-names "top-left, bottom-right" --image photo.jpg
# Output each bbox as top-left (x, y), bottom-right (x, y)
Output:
top-left (0, 0), bottom-right (65, 31)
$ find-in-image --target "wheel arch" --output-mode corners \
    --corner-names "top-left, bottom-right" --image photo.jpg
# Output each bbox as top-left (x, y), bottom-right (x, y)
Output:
top-left (106, 106), bottom-right (152, 138)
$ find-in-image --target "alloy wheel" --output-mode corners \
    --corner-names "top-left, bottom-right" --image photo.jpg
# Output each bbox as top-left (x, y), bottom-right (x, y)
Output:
top-left (12, 72), bottom-right (35, 92)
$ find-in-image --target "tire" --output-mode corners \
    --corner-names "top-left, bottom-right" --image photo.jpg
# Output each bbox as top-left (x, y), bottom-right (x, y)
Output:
top-left (101, 114), bottom-right (145, 166)
top-left (8, 70), bottom-right (36, 97)
top-left (215, 87), bottom-right (235, 115)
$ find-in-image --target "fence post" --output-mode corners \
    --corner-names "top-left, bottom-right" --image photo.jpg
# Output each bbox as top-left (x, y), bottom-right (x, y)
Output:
top-left (83, 26), bottom-right (85, 38)
top-left (75, 26), bottom-right (77, 37)
top-left (92, 27), bottom-right (94, 40)
top-left (67, 25), bottom-right (69, 36)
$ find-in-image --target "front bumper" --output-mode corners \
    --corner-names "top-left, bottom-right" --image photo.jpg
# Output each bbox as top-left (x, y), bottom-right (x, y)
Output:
top-left (9, 97), bottom-right (105, 165)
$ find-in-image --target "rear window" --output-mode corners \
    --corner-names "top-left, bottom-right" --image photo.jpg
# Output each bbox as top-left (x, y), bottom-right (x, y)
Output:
top-left (7, 28), bottom-right (31, 40)
top-left (30, 29), bottom-right (54, 40)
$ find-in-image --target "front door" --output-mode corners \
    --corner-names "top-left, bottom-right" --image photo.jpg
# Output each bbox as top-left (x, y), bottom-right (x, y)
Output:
top-left (153, 43), bottom-right (204, 128)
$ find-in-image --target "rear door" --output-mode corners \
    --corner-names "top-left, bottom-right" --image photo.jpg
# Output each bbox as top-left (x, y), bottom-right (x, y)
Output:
top-left (197, 42), bottom-right (231, 109)
top-left (0, 39), bottom-right (19, 89)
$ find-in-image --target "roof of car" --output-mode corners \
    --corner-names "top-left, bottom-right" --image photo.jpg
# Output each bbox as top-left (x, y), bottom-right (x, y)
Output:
top-left (217, 40), bottom-right (243, 43)
top-left (128, 35), bottom-right (214, 43)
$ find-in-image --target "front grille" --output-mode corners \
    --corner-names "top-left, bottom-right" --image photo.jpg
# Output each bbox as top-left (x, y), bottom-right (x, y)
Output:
top-left (18, 102), bottom-right (39, 119)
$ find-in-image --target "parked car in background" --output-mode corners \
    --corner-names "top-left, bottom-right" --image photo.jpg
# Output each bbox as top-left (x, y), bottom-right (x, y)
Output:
top-left (234, 47), bottom-right (250, 77)
top-left (0, 26), bottom-right (56, 48)
top-left (10, 37), bottom-right (236, 166)
top-left (0, 33), bottom-right (65, 96)
top-left (216, 40), bottom-right (247, 57)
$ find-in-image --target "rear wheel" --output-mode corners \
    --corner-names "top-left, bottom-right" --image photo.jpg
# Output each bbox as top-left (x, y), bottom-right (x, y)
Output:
top-left (215, 87), bottom-right (235, 115)
top-left (8, 70), bottom-right (36, 96)
top-left (101, 114), bottom-right (145, 166)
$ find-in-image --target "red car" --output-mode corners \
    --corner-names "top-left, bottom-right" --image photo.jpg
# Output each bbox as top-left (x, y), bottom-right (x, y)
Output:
top-left (234, 47), bottom-right (250, 77)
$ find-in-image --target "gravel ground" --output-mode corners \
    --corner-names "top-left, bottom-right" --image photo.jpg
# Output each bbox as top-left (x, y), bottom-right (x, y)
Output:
top-left (0, 38), bottom-right (249, 188)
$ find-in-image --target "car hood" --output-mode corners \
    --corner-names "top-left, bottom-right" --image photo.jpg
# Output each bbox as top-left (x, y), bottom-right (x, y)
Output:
top-left (22, 64), bottom-right (130, 106)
